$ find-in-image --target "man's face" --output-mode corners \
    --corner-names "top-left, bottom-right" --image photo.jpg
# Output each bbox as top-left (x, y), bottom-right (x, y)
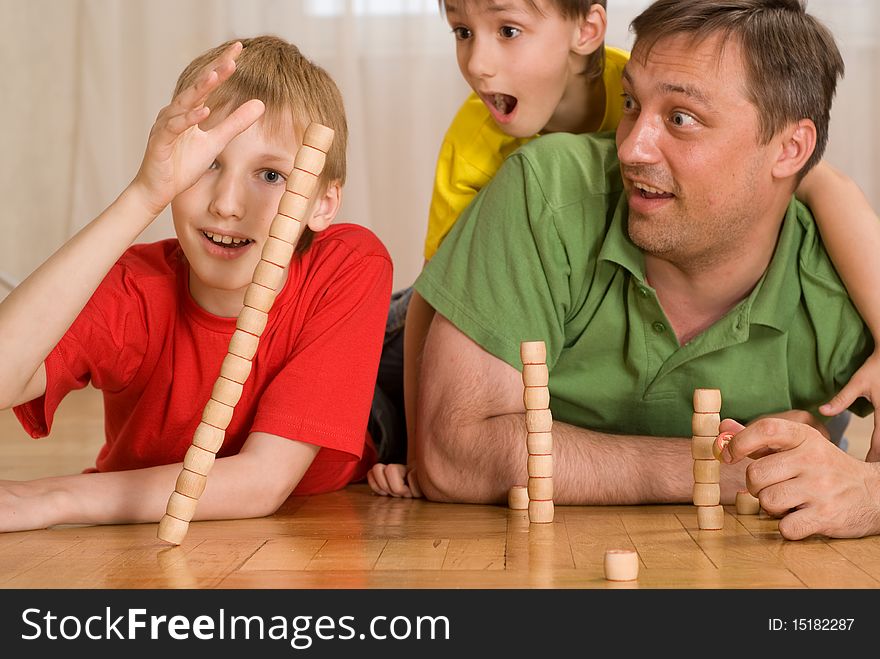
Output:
top-left (616, 33), bottom-right (779, 268)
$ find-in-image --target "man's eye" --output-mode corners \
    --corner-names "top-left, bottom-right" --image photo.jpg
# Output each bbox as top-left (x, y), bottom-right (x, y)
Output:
top-left (500, 26), bottom-right (521, 39)
top-left (452, 26), bottom-right (471, 40)
top-left (671, 111), bottom-right (697, 127)
top-left (622, 94), bottom-right (637, 111)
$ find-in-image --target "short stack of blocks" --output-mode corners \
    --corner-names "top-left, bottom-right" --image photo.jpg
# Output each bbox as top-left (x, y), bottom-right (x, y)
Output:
top-left (692, 388), bottom-right (724, 530)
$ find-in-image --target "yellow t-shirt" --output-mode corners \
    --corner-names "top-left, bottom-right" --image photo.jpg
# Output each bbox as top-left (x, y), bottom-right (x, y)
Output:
top-left (423, 46), bottom-right (630, 260)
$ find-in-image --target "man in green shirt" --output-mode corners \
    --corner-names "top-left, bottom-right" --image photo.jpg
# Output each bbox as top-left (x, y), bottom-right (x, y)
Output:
top-left (413, 0), bottom-right (879, 539)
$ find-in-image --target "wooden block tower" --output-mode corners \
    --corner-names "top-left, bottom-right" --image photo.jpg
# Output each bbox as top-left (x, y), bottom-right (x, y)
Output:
top-left (520, 340), bottom-right (553, 524)
top-left (157, 123), bottom-right (335, 545)
top-left (692, 388), bottom-right (724, 530)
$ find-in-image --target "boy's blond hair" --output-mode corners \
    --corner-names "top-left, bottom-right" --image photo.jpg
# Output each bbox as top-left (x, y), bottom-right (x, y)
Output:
top-left (174, 36), bottom-right (348, 253)
top-left (438, 1), bottom-right (607, 78)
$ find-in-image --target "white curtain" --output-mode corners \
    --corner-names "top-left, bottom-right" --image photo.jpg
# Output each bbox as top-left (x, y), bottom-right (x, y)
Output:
top-left (0, 0), bottom-right (877, 293)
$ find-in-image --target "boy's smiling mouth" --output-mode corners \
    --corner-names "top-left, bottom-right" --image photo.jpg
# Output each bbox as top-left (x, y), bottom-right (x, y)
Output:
top-left (201, 230), bottom-right (254, 248)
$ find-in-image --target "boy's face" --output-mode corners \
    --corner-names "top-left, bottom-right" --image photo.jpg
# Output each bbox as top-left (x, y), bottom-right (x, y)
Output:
top-left (171, 111), bottom-right (298, 314)
top-left (445, 0), bottom-right (585, 138)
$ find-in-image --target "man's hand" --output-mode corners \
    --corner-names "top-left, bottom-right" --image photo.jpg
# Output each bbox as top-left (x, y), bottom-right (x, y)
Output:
top-left (820, 350), bottom-right (880, 461)
top-left (367, 463), bottom-right (422, 498)
top-left (718, 417), bottom-right (880, 540)
top-left (131, 41), bottom-right (265, 217)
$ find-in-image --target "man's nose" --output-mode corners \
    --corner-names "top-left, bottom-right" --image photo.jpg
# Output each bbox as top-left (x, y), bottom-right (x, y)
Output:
top-left (617, 113), bottom-right (662, 165)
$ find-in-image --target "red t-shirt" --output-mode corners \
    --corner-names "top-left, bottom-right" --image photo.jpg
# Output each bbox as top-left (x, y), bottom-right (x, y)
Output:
top-left (14, 224), bottom-right (392, 494)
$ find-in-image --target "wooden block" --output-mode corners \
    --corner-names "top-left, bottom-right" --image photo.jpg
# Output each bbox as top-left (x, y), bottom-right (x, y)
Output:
top-left (269, 214), bottom-right (305, 245)
top-left (211, 376), bottom-right (244, 408)
top-left (713, 431), bottom-right (733, 461)
top-left (252, 260), bottom-right (285, 291)
top-left (692, 412), bottom-right (721, 437)
top-left (508, 485), bottom-right (529, 510)
top-left (175, 469), bottom-right (207, 499)
top-left (693, 388), bottom-right (722, 414)
top-left (278, 189), bottom-right (310, 221)
top-left (191, 422), bottom-right (225, 453)
top-left (523, 386), bottom-right (550, 410)
top-left (202, 398), bottom-right (234, 429)
top-left (693, 459), bottom-right (720, 484)
top-left (261, 235), bottom-right (295, 267)
top-left (527, 477), bottom-right (553, 500)
top-left (243, 282), bottom-right (277, 313)
top-left (697, 505), bottom-right (725, 530)
top-left (691, 435), bottom-right (715, 460)
top-left (157, 514), bottom-right (189, 545)
top-left (735, 489), bottom-right (761, 515)
top-left (520, 340), bottom-right (546, 365)
top-left (527, 454), bottom-right (553, 478)
top-left (166, 491), bottom-right (199, 521)
top-left (692, 482), bottom-right (721, 506)
top-left (302, 123), bottom-right (335, 153)
top-left (294, 145), bottom-right (327, 175)
top-left (236, 305), bottom-right (269, 336)
top-left (526, 432), bottom-right (553, 455)
top-left (604, 549), bottom-right (639, 582)
top-left (525, 409), bottom-right (553, 433)
top-left (521, 363), bottom-right (549, 387)
top-left (228, 329), bottom-right (259, 360)
top-left (528, 499), bottom-right (554, 524)
top-left (220, 352), bottom-right (253, 384)
top-left (183, 444), bottom-right (216, 476)
top-left (286, 168), bottom-right (320, 198)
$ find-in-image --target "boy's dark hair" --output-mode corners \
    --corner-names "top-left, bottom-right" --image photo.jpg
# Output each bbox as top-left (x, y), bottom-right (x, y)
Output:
top-left (175, 36), bottom-right (348, 254)
top-left (438, 1), bottom-right (608, 79)
top-left (630, 0), bottom-right (843, 177)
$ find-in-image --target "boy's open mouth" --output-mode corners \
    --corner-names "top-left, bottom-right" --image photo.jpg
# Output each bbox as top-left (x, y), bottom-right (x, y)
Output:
top-left (202, 231), bottom-right (253, 248)
top-left (491, 93), bottom-right (517, 116)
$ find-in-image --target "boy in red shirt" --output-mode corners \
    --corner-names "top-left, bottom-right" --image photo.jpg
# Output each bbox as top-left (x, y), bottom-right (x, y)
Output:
top-left (0, 36), bottom-right (391, 532)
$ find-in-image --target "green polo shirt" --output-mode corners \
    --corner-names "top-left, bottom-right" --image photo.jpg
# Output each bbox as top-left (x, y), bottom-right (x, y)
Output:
top-left (415, 132), bottom-right (873, 438)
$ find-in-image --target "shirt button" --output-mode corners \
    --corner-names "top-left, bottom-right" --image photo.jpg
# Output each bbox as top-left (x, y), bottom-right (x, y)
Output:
top-left (638, 286), bottom-right (650, 298)
top-left (652, 321), bottom-right (666, 334)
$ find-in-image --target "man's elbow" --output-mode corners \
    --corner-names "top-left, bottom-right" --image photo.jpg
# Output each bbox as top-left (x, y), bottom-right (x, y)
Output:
top-left (416, 429), bottom-right (483, 504)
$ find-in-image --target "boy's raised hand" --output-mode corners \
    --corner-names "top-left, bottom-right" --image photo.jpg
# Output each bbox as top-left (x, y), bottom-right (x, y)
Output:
top-left (819, 350), bottom-right (880, 462)
top-left (131, 41), bottom-right (265, 217)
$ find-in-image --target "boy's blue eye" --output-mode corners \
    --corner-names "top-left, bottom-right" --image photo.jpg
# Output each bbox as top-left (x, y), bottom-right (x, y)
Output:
top-left (499, 26), bottom-right (521, 39)
top-left (452, 26), bottom-right (471, 40)
top-left (262, 170), bottom-right (285, 184)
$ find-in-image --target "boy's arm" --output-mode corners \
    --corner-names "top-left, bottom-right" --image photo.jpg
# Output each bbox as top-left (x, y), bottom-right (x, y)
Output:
top-left (798, 161), bottom-right (880, 459)
top-left (0, 41), bottom-right (264, 410)
top-left (0, 432), bottom-right (318, 533)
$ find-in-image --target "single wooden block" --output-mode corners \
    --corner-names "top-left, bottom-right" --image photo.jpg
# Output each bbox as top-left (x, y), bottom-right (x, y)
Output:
top-left (236, 305), bottom-right (269, 336)
top-left (261, 236), bottom-right (296, 267)
top-left (191, 421), bottom-right (225, 453)
top-left (692, 482), bottom-right (721, 506)
top-left (269, 214), bottom-right (305, 245)
top-left (227, 329), bottom-right (259, 360)
top-left (713, 431), bottom-right (734, 461)
top-left (526, 432), bottom-right (553, 455)
top-left (508, 485), bottom-right (529, 510)
top-left (220, 352), bottom-right (253, 384)
top-left (692, 412), bottom-right (721, 437)
top-left (157, 514), bottom-right (189, 545)
top-left (175, 469), bottom-right (208, 499)
top-left (527, 454), bottom-right (553, 478)
top-left (243, 282), bottom-right (277, 314)
top-left (252, 260), bottom-right (285, 291)
top-left (286, 168), bottom-right (320, 198)
top-left (693, 388), bottom-right (722, 414)
top-left (166, 490), bottom-right (199, 521)
top-left (693, 459), bottom-right (721, 484)
top-left (521, 363), bottom-right (549, 387)
top-left (735, 489), bottom-right (761, 515)
top-left (294, 145), bottom-right (327, 175)
top-left (525, 409), bottom-right (553, 433)
top-left (210, 376), bottom-right (244, 408)
top-left (278, 189), bottom-right (310, 221)
top-left (520, 340), bottom-right (546, 365)
top-left (697, 505), bottom-right (725, 530)
top-left (183, 444), bottom-right (216, 476)
top-left (302, 123), bottom-right (335, 153)
top-left (528, 499), bottom-right (554, 524)
top-left (202, 398), bottom-right (234, 429)
top-left (527, 476), bottom-right (553, 500)
top-left (523, 386), bottom-right (550, 410)
top-left (691, 435), bottom-right (716, 460)
top-left (604, 549), bottom-right (639, 582)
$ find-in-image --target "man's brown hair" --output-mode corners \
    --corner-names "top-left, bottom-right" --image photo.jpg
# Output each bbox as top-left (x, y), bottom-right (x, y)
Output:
top-left (630, 0), bottom-right (844, 176)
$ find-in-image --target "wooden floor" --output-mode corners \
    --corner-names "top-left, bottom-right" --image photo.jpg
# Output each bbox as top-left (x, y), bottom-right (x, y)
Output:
top-left (1, 387), bottom-right (879, 589)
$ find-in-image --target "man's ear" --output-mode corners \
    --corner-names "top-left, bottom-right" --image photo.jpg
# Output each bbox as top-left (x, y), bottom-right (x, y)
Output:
top-left (772, 119), bottom-right (817, 180)
top-left (307, 180), bottom-right (342, 232)
top-left (571, 4), bottom-right (607, 56)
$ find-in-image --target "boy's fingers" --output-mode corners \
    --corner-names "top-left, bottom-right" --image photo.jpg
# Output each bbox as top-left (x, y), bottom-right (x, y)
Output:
top-left (407, 468), bottom-right (423, 498)
top-left (384, 465), bottom-right (412, 497)
top-left (722, 418), bottom-right (811, 464)
top-left (367, 466), bottom-right (390, 496)
top-left (819, 383), bottom-right (859, 417)
top-left (209, 99), bottom-right (265, 145)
